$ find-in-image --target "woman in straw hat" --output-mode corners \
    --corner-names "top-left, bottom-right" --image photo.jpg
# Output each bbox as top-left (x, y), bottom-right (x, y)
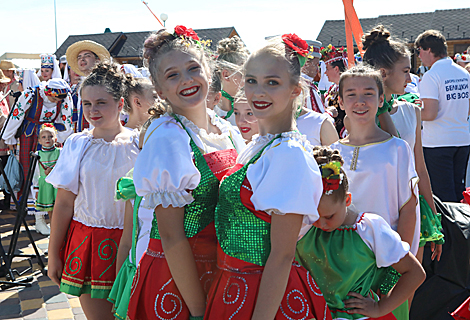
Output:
top-left (66, 40), bottom-right (110, 132)
top-left (0, 60), bottom-right (19, 108)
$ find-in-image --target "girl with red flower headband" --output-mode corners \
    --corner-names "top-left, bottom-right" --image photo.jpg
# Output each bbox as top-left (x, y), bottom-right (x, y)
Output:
top-left (296, 146), bottom-right (425, 320)
top-left (127, 26), bottom-right (244, 320)
top-left (204, 34), bottom-right (331, 320)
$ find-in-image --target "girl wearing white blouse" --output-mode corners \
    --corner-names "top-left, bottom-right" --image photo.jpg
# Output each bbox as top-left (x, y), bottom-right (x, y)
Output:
top-left (46, 62), bottom-right (140, 320)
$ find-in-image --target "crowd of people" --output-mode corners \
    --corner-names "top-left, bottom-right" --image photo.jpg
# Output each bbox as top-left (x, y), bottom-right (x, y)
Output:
top-left (0, 23), bottom-right (470, 320)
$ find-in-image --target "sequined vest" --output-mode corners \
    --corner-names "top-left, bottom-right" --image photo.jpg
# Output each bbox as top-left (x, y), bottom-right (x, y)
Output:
top-left (150, 115), bottom-right (220, 240)
top-left (216, 135), bottom-right (281, 267)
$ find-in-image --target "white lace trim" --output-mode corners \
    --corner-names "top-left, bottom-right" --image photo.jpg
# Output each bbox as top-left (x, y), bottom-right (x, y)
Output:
top-left (164, 108), bottom-right (231, 141)
top-left (141, 190), bottom-right (195, 210)
top-left (82, 129), bottom-right (139, 146)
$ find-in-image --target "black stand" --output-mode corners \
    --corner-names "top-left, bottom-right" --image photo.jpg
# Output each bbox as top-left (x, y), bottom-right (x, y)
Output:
top-left (0, 91), bottom-right (46, 290)
top-left (0, 152), bottom-right (46, 290)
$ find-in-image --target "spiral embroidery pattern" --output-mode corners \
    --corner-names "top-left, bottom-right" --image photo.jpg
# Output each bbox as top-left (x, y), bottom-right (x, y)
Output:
top-left (154, 278), bottom-right (183, 320)
top-left (223, 276), bottom-right (248, 320)
top-left (199, 271), bottom-right (213, 293)
top-left (306, 271), bottom-right (323, 296)
top-left (64, 236), bottom-right (88, 276)
top-left (98, 238), bottom-right (118, 278)
top-left (279, 289), bottom-right (309, 320)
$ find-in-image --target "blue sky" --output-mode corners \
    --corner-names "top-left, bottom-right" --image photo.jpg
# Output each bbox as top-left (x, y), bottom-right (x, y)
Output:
top-left (1, 0), bottom-right (468, 55)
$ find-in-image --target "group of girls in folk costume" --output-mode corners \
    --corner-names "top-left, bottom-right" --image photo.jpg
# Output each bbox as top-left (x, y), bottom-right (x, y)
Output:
top-left (43, 23), bottom-right (439, 320)
top-left (47, 62), bottom-right (140, 320)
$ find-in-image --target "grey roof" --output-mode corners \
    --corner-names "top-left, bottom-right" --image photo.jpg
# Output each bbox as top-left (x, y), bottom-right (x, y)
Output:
top-left (317, 7), bottom-right (470, 47)
top-left (55, 32), bottom-right (125, 58)
top-left (55, 27), bottom-right (238, 59)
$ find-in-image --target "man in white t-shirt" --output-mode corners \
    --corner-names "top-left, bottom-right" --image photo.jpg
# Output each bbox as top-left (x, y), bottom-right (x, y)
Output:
top-left (416, 30), bottom-right (470, 202)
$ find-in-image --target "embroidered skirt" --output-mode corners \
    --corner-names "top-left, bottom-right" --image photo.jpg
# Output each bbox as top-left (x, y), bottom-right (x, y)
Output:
top-left (204, 245), bottom-right (332, 320)
top-left (59, 219), bottom-right (122, 299)
top-left (127, 222), bottom-right (217, 320)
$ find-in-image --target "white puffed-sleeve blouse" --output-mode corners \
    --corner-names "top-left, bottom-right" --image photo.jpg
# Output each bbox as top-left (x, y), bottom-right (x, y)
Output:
top-left (237, 131), bottom-right (323, 229)
top-left (133, 109), bottom-right (244, 210)
top-left (46, 129), bottom-right (140, 229)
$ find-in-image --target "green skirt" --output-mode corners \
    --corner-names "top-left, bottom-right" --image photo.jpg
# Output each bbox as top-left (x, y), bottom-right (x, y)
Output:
top-left (108, 257), bottom-right (136, 320)
top-left (419, 195), bottom-right (445, 247)
top-left (36, 176), bottom-right (57, 211)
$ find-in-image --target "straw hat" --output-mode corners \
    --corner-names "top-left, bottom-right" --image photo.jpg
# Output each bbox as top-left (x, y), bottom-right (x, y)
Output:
top-left (0, 60), bottom-right (16, 71)
top-left (0, 70), bottom-right (10, 83)
top-left (66, 40), bottom-right (110, 76)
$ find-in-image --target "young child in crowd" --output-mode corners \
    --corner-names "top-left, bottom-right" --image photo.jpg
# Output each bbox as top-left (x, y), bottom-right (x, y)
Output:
top-left (362, 25), bottom-right (444, 263)
top-left (46, 62), bottom-right (140, 320)
top-left (31, 124), bottom-right (61, 235)
top-left (295, 146), bottom-right (425, 319)
top-left (204, 34), bottom-right (331, 320)
top-left (127, 26), bottom-right (244, 320)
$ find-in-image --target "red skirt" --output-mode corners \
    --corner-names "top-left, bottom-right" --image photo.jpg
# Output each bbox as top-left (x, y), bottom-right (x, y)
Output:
top-left (452, 297), bottom-right (470, 320)
top-left (59, 219), bottom-right (122, 299)
top-left (204, 245), bottom-right (332, 320)
top-left (127, 222), bottom-right (217, 320)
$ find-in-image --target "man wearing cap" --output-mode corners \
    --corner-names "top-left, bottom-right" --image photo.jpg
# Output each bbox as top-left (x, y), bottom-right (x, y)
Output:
top-left (66, 40), bottom-right (110, 131)
top-left (302, 40), bottom-right (326, 113)
top-left (0, 60), bottom-right (20, 108)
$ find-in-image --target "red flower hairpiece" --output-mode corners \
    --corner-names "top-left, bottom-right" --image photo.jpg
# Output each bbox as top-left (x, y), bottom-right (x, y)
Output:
top-left (42, 123), bottom-right (55, 129)
top-left (282, 34), bottom-right (309, 57)
top-left (282, 34), bottom-right (309, 67)
top-left (319, 161), bottom-right (343, 195)
top-left (174, 25), bottom-right (200, 41)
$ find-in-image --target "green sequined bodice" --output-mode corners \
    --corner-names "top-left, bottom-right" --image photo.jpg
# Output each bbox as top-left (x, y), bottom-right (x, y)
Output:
top-left (215, 135), bottom-right (280, 266)
top-left (150, 115), bottom-right (219, 240)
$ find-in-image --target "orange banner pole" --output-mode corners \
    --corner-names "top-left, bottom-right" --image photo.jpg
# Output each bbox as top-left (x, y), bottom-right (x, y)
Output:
top-left (342, 0), bottom-right (365, 66)
top-left (344, 6), bottom-right (354, 68)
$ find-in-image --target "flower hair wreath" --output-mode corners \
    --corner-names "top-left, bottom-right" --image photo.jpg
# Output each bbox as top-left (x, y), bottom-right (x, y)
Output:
top-left (172, 25), bottom-right (214, 54)
top-left (282, 34), bottom-right (309, 67)
top-left (319, 161), bottom-right (344, 195)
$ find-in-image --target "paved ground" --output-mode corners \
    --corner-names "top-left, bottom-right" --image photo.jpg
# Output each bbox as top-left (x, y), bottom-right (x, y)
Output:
top-left (0, 209), bottom-right (85, 320)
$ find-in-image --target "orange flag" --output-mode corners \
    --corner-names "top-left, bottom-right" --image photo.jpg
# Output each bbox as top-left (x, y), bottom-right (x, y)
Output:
top-left (342, 0), bottom-right (365, 68)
